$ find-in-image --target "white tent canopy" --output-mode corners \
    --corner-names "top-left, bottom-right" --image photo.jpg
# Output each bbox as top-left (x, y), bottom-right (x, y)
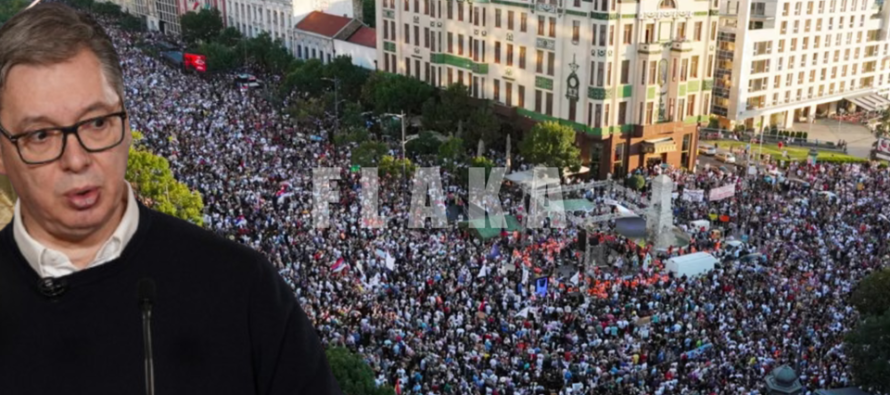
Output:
top-left (505, 167), bottom-right (561, 190)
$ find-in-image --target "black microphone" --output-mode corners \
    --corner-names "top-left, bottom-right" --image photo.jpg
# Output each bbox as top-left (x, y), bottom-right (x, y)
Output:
top-left (37, 277), bottom-right (67, 300)
top-left (137, 279), bottom-right (156, 395)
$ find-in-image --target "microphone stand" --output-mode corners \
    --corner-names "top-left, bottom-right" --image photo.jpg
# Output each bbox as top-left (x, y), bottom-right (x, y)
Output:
top-left (141, 298), bottom-right (156, 395)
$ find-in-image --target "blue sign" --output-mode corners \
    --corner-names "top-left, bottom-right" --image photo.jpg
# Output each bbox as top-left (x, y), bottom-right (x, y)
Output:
top-left (535, 277), bottom-right (549, 297)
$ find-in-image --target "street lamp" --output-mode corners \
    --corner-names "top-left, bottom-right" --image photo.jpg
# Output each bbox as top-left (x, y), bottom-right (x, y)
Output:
top-left (322, 77), bottom-right (340, 141)
top-left (382, 112), bottom-right (408, 177)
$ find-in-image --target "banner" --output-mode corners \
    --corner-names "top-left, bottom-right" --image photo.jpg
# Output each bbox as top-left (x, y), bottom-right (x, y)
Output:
top-left (183, 53), bottom-right (207, 72)
top-left (682, 189), bottom-right (705, 202)
top-left (709, 184), bottom-right (735, 201)
top-left (535, 277), bottom-right (549, 297)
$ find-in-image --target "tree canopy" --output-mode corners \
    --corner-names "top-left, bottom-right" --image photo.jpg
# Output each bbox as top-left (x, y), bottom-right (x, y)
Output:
top-left (326, 347), bottom-right (395, 395)
top-left (180, 8), bottom-right (224, 45)
top-left (519, 121), bottom-right (582, 175)
top-left (850, 268), bottom-right (890, 318)
top-left (127, 132), bottom-right (204, 226)
top-left (0, 0), bottom-right (28, 24)
top-left (845, 309), bottom-right (890, 393)
top-left (362, 72), bottom-right (433, 115)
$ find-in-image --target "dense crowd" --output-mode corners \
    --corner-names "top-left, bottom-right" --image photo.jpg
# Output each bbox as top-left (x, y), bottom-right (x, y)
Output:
top-left (104, 19), bottom-right (889, 395)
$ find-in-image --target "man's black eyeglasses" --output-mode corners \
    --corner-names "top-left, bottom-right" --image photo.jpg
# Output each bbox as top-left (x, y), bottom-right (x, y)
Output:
top-left (0, 111), bottom-right (128, 165)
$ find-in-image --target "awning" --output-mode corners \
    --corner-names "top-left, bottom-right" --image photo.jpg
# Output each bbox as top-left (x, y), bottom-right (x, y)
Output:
top-left (846, 93), bottom-right (890, 112)
top-left (641, 138), bottom-right (677, 154)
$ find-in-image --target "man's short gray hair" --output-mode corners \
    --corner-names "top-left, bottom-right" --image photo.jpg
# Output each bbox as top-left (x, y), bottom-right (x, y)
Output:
top-left (0, 2), bottom-right (124, 112)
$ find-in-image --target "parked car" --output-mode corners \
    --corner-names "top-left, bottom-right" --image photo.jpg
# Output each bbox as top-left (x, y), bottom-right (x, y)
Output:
top-left (716, 152), bottom-right (736, 163)
top-left (698, 145), bottom-right (717, 156)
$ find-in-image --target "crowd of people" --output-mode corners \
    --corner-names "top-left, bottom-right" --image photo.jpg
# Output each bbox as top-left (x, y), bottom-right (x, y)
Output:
top-left (102, 17), bottom-right (890, 395)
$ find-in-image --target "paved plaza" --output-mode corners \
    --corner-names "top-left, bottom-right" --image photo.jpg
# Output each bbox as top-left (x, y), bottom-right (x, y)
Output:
top-left (791, 119), bottom-right (877, 158)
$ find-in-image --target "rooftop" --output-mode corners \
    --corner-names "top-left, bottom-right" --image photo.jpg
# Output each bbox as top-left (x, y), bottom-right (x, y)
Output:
top-left (294, 11), bottom-right (352, 38)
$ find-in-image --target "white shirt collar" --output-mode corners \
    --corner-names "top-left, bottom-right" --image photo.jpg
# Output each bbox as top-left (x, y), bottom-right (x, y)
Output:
top-left (13, 183), bottom-right (140, 278)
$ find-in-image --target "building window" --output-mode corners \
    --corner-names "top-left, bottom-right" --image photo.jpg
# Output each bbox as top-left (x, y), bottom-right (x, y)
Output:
top-left (623, 24), bottom-right (632, 45)
top-left (596, 61), bottom-right (604, 87)
top-left (508, 11), bottom-right (514, 30)
top-left (519, 46), bottom-right (526, 69)
top-left (605, 62), bottom-right (612, 86)
top-left (546, 92), bottom-right (554, 116)
top-left (646, 102), bottom-right (654, 124)
top-left (415, 25), bottom-right (420, 46)
top-left (494, 79), bottom-right (500, 102)
top-left (458, 34), bottom-right (464, 55)
top-left (536, 50), bottom-right (544, 73)
top-left (406, 57), bottom-right (411, 75)
top-left (521, 12), bottom-right (527, 32)
top-left (649, 61), bottom-right (657, 84)
top-left (507, 44), bottom-right (514, 66)
top-left (538, 16), bottom-right (545, 35)
top-left (506, 82), bottom-right (513, 106)
top-left (604, 103), bottom-right (610, 127)
top-left (547, 52), bottom-right (555, 76)
top-left (448, 33), bottom-right (453, 53)
top-left (496, 9), bottom-right (501, 27)
top-left (518, 85), bottom-right (525, 107)
top-left (690, 56), bottom-right (699, 79)
top-left (495, 41), bottom-right (501, 64)
top-left (405, 24), bottom-right (410, 44)
top-left (573, 21), bottom-right (580, 44)
top-left (535, 89), bottom-right (542, 112)
top-left (617, 101), bottom-right (627, 125)
top-left (687, 94), bottom-right (695, 117)
top-left (620, 60), bottom-right (630, 84)
top-left (609, 25), bottom-right (614, 45)
top-left (549, 17), bottom-right (556, 37)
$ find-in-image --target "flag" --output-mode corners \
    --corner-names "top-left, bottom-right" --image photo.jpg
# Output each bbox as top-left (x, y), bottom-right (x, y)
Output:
top-left (477, 263), bottom-right (489, 278)
top-left (331, 257), bottom-right (348, 273)
top-left (488, 244), bottom-right (501, 259)
top-left (522, 267), bottom-right (529, 285)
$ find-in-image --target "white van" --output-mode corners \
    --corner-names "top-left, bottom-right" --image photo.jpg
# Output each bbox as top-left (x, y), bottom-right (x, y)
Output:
top-left (665, 252), bottom-right (718, 277)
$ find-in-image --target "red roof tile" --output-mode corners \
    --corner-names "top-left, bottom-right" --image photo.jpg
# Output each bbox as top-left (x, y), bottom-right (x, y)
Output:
top-left (295, 11), bottom-right (352, 38)
top-left (347, 26), bottom-right (377, 48)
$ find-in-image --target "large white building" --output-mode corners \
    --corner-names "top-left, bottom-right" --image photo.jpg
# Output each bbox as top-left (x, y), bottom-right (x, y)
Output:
top-left (713, 0), bottom-right (890, 129)
top-left (377, 0), bottom-right (719, 178)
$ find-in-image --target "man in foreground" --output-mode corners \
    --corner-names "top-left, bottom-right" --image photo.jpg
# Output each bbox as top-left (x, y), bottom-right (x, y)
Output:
top-left (0, 3), bottom-right (342, 393)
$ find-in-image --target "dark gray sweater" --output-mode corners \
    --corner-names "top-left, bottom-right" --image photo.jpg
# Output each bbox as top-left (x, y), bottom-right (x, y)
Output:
top-left (0, 203), bottom-right (342, 394)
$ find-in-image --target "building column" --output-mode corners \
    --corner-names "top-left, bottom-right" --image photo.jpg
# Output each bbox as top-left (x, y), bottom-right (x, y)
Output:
top-left (784, 110), bottom-right (795, 129)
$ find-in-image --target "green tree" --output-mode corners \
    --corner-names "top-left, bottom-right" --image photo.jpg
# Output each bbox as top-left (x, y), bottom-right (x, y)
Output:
top-left (180, 8), bottom-right (224, 45)
top-left (67, 0), bottom-right (96, 11)
top-left (406, 131), bottom-right (442, 156)
top-left (422, 83), bottom-right (471, 134)
top-left (519, 121), bottom-right (582, 175)
top-left (0, 0), bottom-right (28, 24)
top-left (362, 0), bottom-right (376, 27)
top-left (438, 136), bottom-right (465, 173)
top-left (379, 155), bottom-right (417, 178)
top-left (464, 105), bottom-right (501, 152)
top-left (244, 32), bottom-right (292, 74)
top-left (92, 1), bottom-right (122, 16)
top-left (851, 268), bottom-right (890, 320)
top-left (216, 26), bottom-right (243, 47)
top-left (463, 155), bottom-right (496, 188)
top-left (127, 133), bottom-right (204, 226)
top-left (845, 309), bottom-right (890, 393)
top-left (628, 175), bottom-right (646, 190)
top-left (351, 141), bottom-right (388, 167)
top-left (340, 102), bottom-right (366, 131)
top-left (324, 56), bottom-right (369, 103)
top-left (118, 13), bottom-right (146, 32)
top-left (362, 72), bottom-right (433, 115)
top-left (286, 97), bottom-right (326, 129)
top-left (197, 41), bottom-right (241, 73)
top-left (283, 59), bottom-right (326, 97)
top-left (326, 347), bottom-right (395, 395)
